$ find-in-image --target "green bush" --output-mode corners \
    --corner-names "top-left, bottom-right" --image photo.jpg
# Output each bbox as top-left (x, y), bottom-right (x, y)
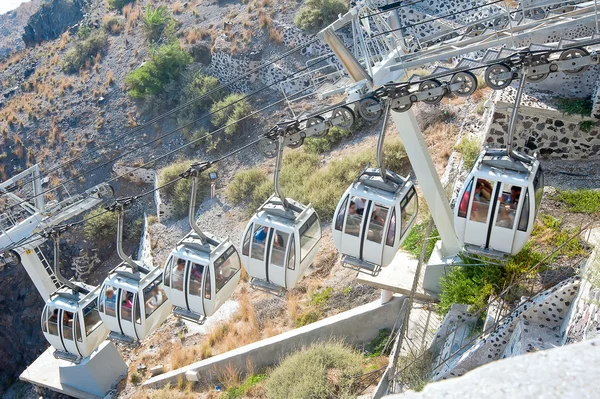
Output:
top-left (62, 31), bottom-right (108, 73)
top-left (294, 0), bottom-right (349, 31)
top-left (125, 43), bottom-right (192, 98)
top-left (225, 374), bottom-right (266, 399)
top-left (83, 208), bottom-right (141, 247)
top-left (401, 222), bottom-right (439, 261)
top-left (295, 310), bottom-right (321, 327)
top-left (227, 137), bottom-right (408, 219)
top-left (366, 328), bottom-right (391, 357)
top-left (178, 71), bottom-right (224, 129)
top-left (455, 136), bottom-right (480, 171)
top-left (304, 118), bottom-right (364, 154)
top-left (108, 0), bottom-right (134, 10)
top-left (211, 94), bottom-right (253, 138)
top-left (556, 97), bottom-right (593, 116)
top-left (438, 264), bottom-right (500, 316)
top-left (143, 5), bottom-right (171, 42)
top-left (266, 341), bottom-right (363, 399)
top-left (158, 160), bottom-right (212, 219)
top-left (555, 189), bottom-right (600, 214)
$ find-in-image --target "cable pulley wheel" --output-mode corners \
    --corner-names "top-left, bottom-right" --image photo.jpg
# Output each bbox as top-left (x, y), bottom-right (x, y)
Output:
top-left (305, 116), bottom-right (328, 138)
top-left (450, 71), bottom-right (477, 97)
top-left (1, 250), bottom-right (21, 267)
top-left (286, 136), bottom-right (305, 149)
top-left (559, 48), bottom-right (589, 75)
top-left (332, 106), bottom-right (355, 130)
top-left (418, 79), bottom-right (444, 104)
top-left (259, 138), bottom-right (278, 158)
top-left (484, 63), bottom-right (513, 90)
top-left (527, 7), bottom-right (547, 20)
top-left (526, 56), bottom-right (549, 83)
top-left (358, 97), bottom-right (383, 122)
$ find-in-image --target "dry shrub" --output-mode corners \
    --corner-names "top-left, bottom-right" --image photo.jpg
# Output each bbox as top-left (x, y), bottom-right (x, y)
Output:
top-left (268, 27), bottom-right (283, 43)
top-left (172, 1), bottom-right (184, 14)
top-left (170, 343), bottom-right (200, 370)
top-left (423, 122), bottom-right (457, 174)
top-left (216, 363), bottom-right (241, 388)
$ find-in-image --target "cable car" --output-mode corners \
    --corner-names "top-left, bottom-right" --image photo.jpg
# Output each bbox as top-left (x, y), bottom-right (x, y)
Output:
top-left (242, 137), bottom-right (322, 295)
top-left (332, 103), bottom-right (418, 275)
top-left (41, 286), bottom-right (109, 362)
top-left (332, 168), bottom-right (417, 275)
top-left (98, 203), bottom-right (171, 344)
top-left (163, 164), bottom-right (242, 323)
top-left (454, 148), bottom-right (544, 259)
top-left (98, 264), bottom-right (170, 344)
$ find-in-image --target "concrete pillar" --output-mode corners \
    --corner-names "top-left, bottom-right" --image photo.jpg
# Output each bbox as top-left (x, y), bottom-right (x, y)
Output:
top-left (390, 110), bottom-right (461, 257)
top-left (380, 289), bottom-right (394, 304)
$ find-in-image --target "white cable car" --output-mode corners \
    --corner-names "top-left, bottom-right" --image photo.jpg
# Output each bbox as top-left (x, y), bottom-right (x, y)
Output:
top-left (454, 148), bottom-right (543, 259)
top-left (40, 232), bottom-right (109, 362)
top-left (332, 104), bottom-right (417, 275)
top-left (332, 168), bottom-right (417, 275)
top-left (98, 204), bottom-right (171, 344)
top-left (241, 137), bottom-right (322, 295)
top-left (42, 287), bottom-right (108, 362)
top-left (163, 164), bottom-right (241, 323)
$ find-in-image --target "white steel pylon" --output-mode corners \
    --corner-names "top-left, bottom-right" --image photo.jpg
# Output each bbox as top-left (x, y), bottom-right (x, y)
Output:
top-left (0, 164), bottom-right (113, 300)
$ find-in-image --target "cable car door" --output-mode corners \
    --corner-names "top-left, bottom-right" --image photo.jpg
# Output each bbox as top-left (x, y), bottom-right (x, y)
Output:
top-left (60, 311), bottom-right (79, 356)
top-left (170, 258), bottom-right (188, 309)
top-left (248, 224), bottom-right (269, 281)
top-left (118, 288), bottom-right (139, 340)
top-left (488, 184), bottom-right (525, 254)
top-left (187, 261), bottom-right (207, 315)
top-left (463, 178), bottom-right (499, 248)
top-left (268, 230), bottom-right (290, 288)
top-left (43, 306), bottom-right (66, 352)
top-left (362, 203), bottom-right (390, 265)
top-left (202, 266), bottom-right (214, 315)
top-left (341, 198), bottom-right (368, 260)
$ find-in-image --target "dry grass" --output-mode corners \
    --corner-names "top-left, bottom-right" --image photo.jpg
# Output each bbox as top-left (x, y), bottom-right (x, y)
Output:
top-left (258, 11), bottom-right (273, 29)
top-left (172, 1), bottom-right (185, 14)
top-left (268, 27), bottom-right (283, 43)
top-left (107, 69), bottom-right (114, 85)
top-left (423, 122), bottom-right (458, 175)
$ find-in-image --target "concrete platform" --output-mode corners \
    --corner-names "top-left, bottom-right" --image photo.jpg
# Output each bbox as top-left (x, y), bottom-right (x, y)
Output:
top-left (20, 341), bottom-right (127, 399)
top-left (356, 250), bottom-right (437, 302)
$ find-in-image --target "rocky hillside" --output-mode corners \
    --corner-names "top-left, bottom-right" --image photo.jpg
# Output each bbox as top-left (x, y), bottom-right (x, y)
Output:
top-left (0, 0), bottom-right (43, 57)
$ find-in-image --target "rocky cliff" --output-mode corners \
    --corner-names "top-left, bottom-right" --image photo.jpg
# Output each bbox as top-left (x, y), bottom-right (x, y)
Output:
top-left (22, 0), bottom-right (87, 47)
top-left (0, 262), bottom-right (45, 394)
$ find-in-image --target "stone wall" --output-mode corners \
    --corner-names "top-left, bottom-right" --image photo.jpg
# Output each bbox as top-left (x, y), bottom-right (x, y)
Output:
top-left (112, 164), bottom-right (155, 185)
top-left (561, 229), bottom-right (600, 344)
top-left (486, 89), bottom-right (600, 160)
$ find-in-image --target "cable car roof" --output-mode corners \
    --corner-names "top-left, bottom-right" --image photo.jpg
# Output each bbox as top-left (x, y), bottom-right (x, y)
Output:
top-left (348, 168), bottom-right (412, 206)
top-left (104, 261), bottom-right (160, 290)
top-left (253, 195), bottom-right (314, 230)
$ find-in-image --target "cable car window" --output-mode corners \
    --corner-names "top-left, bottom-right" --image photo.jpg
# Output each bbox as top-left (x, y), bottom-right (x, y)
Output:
top-left (252, 224), bottom-right (268, 261)
top-left (104, 286), bottom-right (117, 317)
top-left (401, 188), bottom-right (417, 236)
top-left (457, 178), bottom-right (474, 218)
top-left (83, 300), bottom-right (102, 336)
top-left (469, 179), bottom-right (493, 223)
top-left (189, 263), bottom-right (205, 297)
top-left (215, 246), bottom-right (241, 293)
top-left (63, 311), bottom-right (74, 341)
top-left (42, 307), bottom-right (49, 333)
top-left (172, 258), bottom-right (186, 291)
top-left (287, 237), bottom-right (296, 270)
top-left (345, 197), bottom-right (365, 237)
top-left (242, 227), bottom-right (251, 256)
top-left (335, 196), bottom-right (349, 231)
top-left (75, 314), bottom-right (82, 342)
top-left (533, 169), bottom-right (544, 212)
top-left (367, 204), bottom-right (389, 244)
top-left (48, 308), bottom-right (59, 336)
top-left (134, 294), bottom-right (142, 325)
top-left (121, 290), bottom-right (134, 322)
top-left (518, 190), bottom-right (531, 232)
top-left (271, 231), bottom-right (289, 267)
top-left (495, 183), bottom-right (518, 229)
top-left (164, 257), bottom-right (173, 287)
top-left (204, 267), bottom-right (211, 300)
top-left (144, 276), bottom-right (167, 318)
top-left (386, 208), bottom-right (397, 247)
top-left (300, 213), bottom-right (320, 261)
